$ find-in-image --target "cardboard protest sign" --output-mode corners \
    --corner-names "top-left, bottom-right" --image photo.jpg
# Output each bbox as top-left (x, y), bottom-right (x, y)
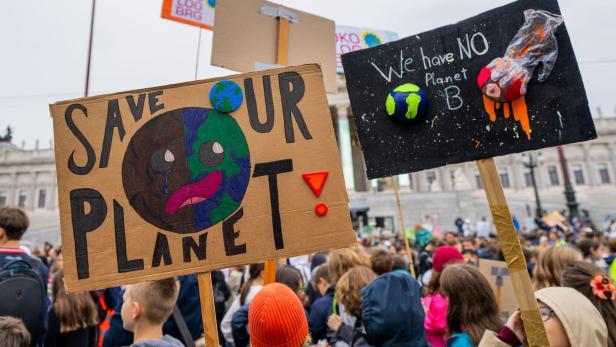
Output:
top-left (49, 64), bottom-right (356, 292)
top-left (161, 0), bottom-right (216, 30)
top-left (479, 259), bottom-right (517, 321)
top-left (211, 0), bottom-right (337, 93)
top-left (336, 26), bottom-right (399, 74)
top-left (342, 0), bottom-right (596, 179)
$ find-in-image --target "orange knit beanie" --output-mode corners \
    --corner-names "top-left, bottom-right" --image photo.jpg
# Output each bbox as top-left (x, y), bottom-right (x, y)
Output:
top-left (249, 283), bottom-right (309, 347)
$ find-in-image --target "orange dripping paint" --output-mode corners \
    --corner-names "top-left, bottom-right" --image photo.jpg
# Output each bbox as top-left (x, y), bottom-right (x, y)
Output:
top-left (482, 96), bottom-right (531, 140)
top-left (503, 103), bottom-right (510, 119)
top-left (482, 95), bottom-right (497, 121)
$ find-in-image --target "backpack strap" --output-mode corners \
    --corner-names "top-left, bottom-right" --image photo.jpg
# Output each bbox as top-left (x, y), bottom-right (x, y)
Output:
top-left (172, 305), bottom-right (195, 347)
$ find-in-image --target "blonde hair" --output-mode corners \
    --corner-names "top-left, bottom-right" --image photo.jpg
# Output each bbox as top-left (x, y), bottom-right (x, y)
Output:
top-left (328, 247), bottom-right (371, 282)
top-left (127, 278), bottom-right (179, 325)
top-left (0, 316), bottom-right (30, 347)
top-left (335, 266), bottom-right (376, 317)
top-left (532, 246), bottom-right (582, 290)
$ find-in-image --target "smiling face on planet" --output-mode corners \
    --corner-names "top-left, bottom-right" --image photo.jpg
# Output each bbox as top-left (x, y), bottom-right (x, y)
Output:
top-left (122, 107), bottom-right (250, 233)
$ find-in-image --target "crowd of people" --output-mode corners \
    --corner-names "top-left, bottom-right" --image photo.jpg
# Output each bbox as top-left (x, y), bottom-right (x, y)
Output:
top-left (0, 205), bottom-right (615, 347)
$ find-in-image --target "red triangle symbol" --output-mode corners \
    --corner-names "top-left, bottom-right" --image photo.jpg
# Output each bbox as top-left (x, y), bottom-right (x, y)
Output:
top-left (302, 172), bottom-right (329, 198)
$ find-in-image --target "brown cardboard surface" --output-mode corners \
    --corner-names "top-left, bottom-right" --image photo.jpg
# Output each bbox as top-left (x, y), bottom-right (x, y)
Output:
top-left (478, 258), bottom-right (517, 320)
top-left (49, 64), bottom-right (355, 292)
top-left (211, 0), bottom-right (337, 94)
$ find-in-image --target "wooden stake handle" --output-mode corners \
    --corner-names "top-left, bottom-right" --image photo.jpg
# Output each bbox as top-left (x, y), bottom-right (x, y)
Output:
top-left (197, 272), bottom-right (220, 347)
top-left (476, 158), bottom-right (549, 347)
top-left (391, 177), bottom-right (416, 277)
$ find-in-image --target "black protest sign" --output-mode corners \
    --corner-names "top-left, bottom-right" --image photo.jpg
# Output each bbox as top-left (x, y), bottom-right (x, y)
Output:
top-left (342, 0), bottom-right (596, 179)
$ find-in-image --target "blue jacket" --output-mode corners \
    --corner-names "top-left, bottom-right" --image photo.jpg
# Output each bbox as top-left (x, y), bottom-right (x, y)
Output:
top-left (103, 275), bottom-right (203, 347)
top-left (361, 272), bottom-right (428, 347)
top-left (308, 286), bottom-right (335, 342)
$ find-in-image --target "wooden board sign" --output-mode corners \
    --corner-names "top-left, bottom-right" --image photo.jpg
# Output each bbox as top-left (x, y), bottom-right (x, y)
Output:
top-left (341, 0), bottom-right (596, 179)
top-left (479, 258), bottom-right (517, 321)
top-left (211, 0), bottom-right (337, 93)
top-left (49, 64), bottom-right (356, 292)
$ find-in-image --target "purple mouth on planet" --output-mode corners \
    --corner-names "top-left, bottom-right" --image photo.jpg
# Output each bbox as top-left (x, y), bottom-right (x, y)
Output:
top-left (164, 170), bottom-right (222, 215)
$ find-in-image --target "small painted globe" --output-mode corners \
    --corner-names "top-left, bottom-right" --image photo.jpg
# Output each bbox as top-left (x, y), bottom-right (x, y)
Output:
top-left (385, 83), bottom-right (429, 122)
top-left (209, 80), bottom-right (243, 113)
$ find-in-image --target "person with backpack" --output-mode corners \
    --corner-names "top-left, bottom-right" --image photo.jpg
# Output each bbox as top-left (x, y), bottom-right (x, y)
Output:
top-left (0, 206), bottom-right (48, 346)
top-left (45, 269), bottom-right (99, 347)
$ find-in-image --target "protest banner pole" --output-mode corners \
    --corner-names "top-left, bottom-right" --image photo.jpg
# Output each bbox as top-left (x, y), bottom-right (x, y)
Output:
top-left (263, 15), bottom-right (291, 285)
top-left (476, 158), bottom-right (549, 347)
top-left (84, 0), bottom-right (96, 97)
top-left (197, 272), bottom-right (220, 346)
top-left (390, 177), bottom-right (416, 277)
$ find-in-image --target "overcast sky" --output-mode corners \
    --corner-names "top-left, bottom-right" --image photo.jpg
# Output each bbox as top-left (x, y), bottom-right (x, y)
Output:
top-left (1, 0), bottom-right (614, 149)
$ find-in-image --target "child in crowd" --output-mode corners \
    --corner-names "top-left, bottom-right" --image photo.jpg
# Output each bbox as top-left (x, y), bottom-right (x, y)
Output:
top-left (440, 263), bottom-right (502, 347)
top-left (248, 283), bottom-right (310, 347)
top-left (532, 246), bottom-right (582, 290)
top-left (562, 261), bottom-right (616, 347)
top-left (120, 278), bottom-right (183, 347)
top-left (480, 287), bottom-right (608, 347)
top-left (309, 247), bottom-right (371, 342)
top-left (327, 266), bottom-right (376, 346)
top-left (0, 316), bottom-right (31, 347)
top-left (45, 269), bottom-right (98, 347)
top-left (422, 246), bottom-right (465, 347)
top-left (369, 248), bottom-right (393, 275)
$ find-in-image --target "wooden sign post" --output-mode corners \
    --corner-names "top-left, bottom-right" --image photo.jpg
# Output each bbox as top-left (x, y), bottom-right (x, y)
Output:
top-left (477, 158), bottom-right (549, 346)
top-left (198, 272), bottom-right (220, 346)
top-left (390, 177), bottom-right (416, 277)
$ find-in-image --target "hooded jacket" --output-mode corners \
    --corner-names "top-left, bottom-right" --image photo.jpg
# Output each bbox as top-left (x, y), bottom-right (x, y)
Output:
top-left (479, 287), bottom-right (608, 347)
top-left (361, 271), bottom-right (428, 347)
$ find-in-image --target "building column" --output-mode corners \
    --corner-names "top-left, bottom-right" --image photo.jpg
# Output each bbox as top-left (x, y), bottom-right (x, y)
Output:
top-left (8, 173), bottom-right (17, 206)
top-left (511, 156), bottom-right (522, 191)
top-left (582, 144), bottom-right (597, 187)
top-left (48, 172), bottom-right (57, 210)
top-left (27, 173), bottom-right (36, 211)
top-left (438, 167), bottom-right (449, 191)
top-left (336, 105), bottom-right (355, 190)
top-left (608, 143), bottom-right (616, 184)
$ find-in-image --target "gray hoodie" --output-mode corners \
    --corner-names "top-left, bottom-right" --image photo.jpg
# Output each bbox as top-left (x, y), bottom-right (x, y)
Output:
top-left (129, 335), bottom-right (185, 347)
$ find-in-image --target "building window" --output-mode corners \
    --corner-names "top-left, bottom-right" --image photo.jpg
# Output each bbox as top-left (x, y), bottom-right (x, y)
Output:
top-left (572, 164), bottom-right (585, 185)
top-left (474, 172), bottom-right (483, 189)
top-left (524, 169), bottom-right (533, 187)
top-left (397, 174), bottom-right (410, 187)
top-left (426, 171), bottom-right (436, 191)
top-left (18, 191), bottom-right (27, 208)
top-left (0, 192), bottom-right (6, 206)
top-left (547, 165), bottom-right (560, 186)
top-left (598, 163), bottom-right (610, 184)
top-left (38, 189), bottom-right (47, 208)
top-left (499, 168), bottom-right (510, 188)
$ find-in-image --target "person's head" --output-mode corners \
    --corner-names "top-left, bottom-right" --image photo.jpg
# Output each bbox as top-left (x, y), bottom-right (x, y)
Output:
top-left (328, 247), bottom-right (371, 283)
top-left (276, 265), bottom-right (303, 295)
top-left (533, 246), bottom-right (583, 290)
top-left (121, 278), bottom-right (179, 332)
top-left (578, 239), bottom-right (601, 260)
top-left (248, 283), bottom-right (309, 347)
top-left (336, 266), bottom-right (376, 317)
top-left (535, 286), bottom-right (608, 347)
top-left (370, 249), bottom-right (393, 275)
top-left (426, 246), bottom-right (464, 295)
top-left (239, 263), bottom-right (265, 305)
top-left (0, 316), bottom-right (30, 347)
top-left (361, 271), bottom-right (427, 346)
top-left (312, 264), bottom-right (332, 296)
top-left (51, 270), bottom-right (98, 333)
top-left (391, 255), bottom-right (408, 271)
top-left (440, 263), bottom-right (502, 346)
top-left (608, 238), bottom-right (616, 254)
top-left (0, 207), bottom-right (29, 242)
top-left (561, 261), bottom-right (616, 347)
